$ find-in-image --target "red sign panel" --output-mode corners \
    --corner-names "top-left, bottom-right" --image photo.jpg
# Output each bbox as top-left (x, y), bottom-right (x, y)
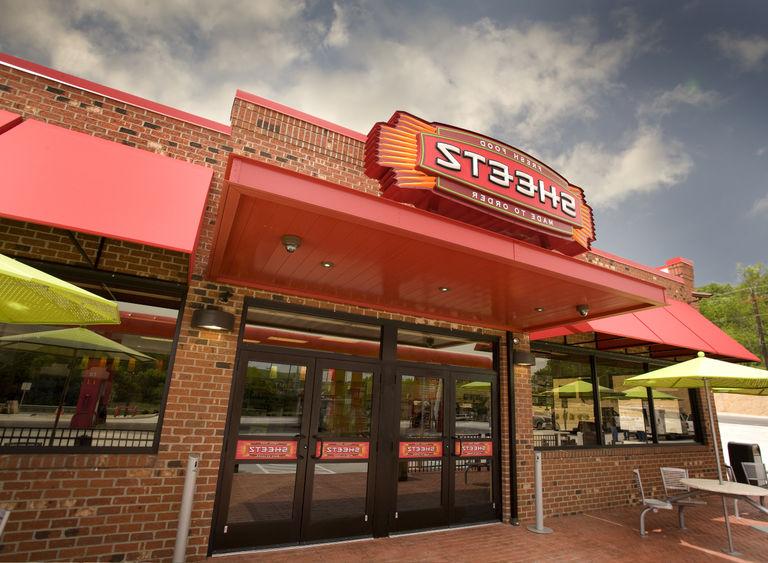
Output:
top-left (235, 440), bottom-right (298, 461)
top-left (419, 131), bottom-right (581, 235)
top-left (454, 440), bottom-right (493, 458)
top-left (365, 111), bottom-right (595, 256)
top-left (398, 441), bottom-right (443, 459)
top-left (315, 441), bottom-right (370, 460)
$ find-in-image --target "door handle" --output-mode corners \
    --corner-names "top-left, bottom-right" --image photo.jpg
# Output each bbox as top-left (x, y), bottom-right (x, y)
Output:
top-left (310, 436), bottom-right (324, 459)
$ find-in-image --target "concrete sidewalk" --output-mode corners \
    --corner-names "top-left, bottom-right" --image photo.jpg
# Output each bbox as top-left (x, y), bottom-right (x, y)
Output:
top-left (213, 501), bottom-right (768, 562)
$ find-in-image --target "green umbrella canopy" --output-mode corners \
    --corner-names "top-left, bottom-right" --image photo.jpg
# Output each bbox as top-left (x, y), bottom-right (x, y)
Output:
top-left (0, 327), bottom-right (152, 361)
top-left (626, 351), bottom-right (768, 488)
top-left (461, 381), bottom-right (491, 389)
top-left (0, 254), bottom-right (119, 325)
top-left (621, 386), bottom-right (679, 400)
top-left (624, 352), bottom-right (768, 390)
top-left (546, 379), bottom-right (622, 398)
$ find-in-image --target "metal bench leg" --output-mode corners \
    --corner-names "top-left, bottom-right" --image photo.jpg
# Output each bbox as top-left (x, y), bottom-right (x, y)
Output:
top-left (640, 507), bottom-right (655, 537)
top-left (733, 499), bottom-right (740, 518)
top-left (677, 505), bottom-right (686, 530)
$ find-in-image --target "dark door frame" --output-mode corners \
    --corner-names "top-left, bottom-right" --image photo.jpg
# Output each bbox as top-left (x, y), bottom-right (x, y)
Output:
top-left (209, 297), bottom-right (503, 555)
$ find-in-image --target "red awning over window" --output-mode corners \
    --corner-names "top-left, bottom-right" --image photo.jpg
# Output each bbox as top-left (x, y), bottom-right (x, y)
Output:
top-left (0, 114), bottom-right (212, 254)
top-left (530, 299), bottom-right (759, 362)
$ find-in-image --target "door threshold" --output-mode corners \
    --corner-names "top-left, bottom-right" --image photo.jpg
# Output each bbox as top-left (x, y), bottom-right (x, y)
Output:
top-left (211, 535), bottom-right (375, 558)
top-left (391, 520), bottom-right (501, 538)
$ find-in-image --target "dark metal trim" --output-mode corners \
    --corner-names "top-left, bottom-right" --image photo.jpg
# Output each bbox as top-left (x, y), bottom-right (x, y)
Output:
top-left (505, 332), bottom-right (518, 523)
top-left (532, 340), bottom-right (675, 367)
top-left (13, 257), bottom-right (187, 297)
top-left (94, 237), bottom-right (107, 269)
top-left (590, 355), bottom-right (602, 446)
top-left (151, 290), bottom-right (187, 452)
top-left (208, 298), bottom-right (250, 556)
top-left (66, 230), bottom-right (95, 267)
top-left (241, 296), bottom-right (498, 344)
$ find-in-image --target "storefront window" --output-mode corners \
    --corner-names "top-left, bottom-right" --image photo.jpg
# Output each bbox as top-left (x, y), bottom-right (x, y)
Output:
top-left (653, 388), bottom-right (698, 443)
top-left (532, 345), bottom-right (702, 448)
top-left (531, 354), bottom-right (597, 447)
top-left (0, 302), bottom-right (178, 449)
top-left (595, 358), bottom-right (652, 445)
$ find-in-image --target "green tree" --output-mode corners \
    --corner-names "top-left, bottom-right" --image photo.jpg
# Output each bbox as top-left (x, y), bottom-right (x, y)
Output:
top-left (697, 263), bottom-right (768, 368)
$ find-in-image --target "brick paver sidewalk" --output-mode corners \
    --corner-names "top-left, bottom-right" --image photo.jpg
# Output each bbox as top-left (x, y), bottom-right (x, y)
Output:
top-left (214, 501), bottom-right (768, 562)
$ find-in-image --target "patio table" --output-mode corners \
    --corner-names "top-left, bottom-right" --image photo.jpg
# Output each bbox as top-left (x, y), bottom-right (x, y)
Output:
top-left (681, 477), bottom-right (768, 555)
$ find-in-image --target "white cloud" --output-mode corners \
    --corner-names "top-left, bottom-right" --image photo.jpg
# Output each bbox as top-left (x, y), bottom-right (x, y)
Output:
top-left (711, 32), bottom-right (768, 71)
top-left (325, 3), bottom-right (349, 47)
top-left (750, 193), bottom-right (768, 217)
top-left (638, 82), bottom-right (720, 119)
top-left (0, 1), bottom-right (652, 141)
top-left (554, 126), bottom-right (692, 207)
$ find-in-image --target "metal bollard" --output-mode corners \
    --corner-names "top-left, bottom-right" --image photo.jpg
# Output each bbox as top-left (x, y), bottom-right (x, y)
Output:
top-left (173, 454), bottom-right (200, 563)
top-left (527, 450), bottom-right (553, 534)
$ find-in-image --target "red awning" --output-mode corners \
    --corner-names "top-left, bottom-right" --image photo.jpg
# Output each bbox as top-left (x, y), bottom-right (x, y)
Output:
top-left (530, 299), bottom-right (759, 362)
top-left (0, 114), bottom-right (212, 254)
top-left (0, 109), bottom-right (22, 133)
top-left (208, 156), bottom-right (668, 332)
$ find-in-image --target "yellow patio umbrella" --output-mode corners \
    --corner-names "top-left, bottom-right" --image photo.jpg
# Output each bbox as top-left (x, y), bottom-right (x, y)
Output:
top-left (625, 351), bottom-right (768, 554)
top-left (626, 352), bottom-right (768, 484)
top-left (0, 254), bottom-right (119, 324)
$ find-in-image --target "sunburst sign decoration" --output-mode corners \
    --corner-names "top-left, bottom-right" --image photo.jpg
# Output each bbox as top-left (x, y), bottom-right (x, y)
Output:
top-left (365, 111), bottom-right (595, 256)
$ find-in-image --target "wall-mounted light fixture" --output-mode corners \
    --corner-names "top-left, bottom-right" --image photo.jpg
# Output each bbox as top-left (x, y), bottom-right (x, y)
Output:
top-left (513, 350), bottom-right (535, 367)
top-left (191, 308), bottom-right (235, 331)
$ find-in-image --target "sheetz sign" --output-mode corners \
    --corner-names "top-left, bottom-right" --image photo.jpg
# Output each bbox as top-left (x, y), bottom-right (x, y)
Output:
top-left (365, 111), bottom-right (595, 255)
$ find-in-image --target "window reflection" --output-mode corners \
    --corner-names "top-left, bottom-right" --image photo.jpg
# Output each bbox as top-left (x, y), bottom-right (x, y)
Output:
top-left (399, 375), bottom-right (444, 438)
top-left (596, 359), bottom-right (652, 445)
top-left (455, 378), bottom-right (492, 438)
top-left (0, 302), bottom-right (178, 449)
top-left (531, 355), bottom-right (597, 447)
top-left (239, 362), bottom-right (306, 436)
top-left (317, 369), bottom-right (373, 437)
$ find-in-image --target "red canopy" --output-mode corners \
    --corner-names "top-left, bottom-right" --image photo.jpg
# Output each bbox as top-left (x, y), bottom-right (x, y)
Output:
top-left (208, 156), bottom-right (667, 332)
top-left (0, 113), bottom-right (212, 254)
top-left (530, 299), bottom-right (759, 362)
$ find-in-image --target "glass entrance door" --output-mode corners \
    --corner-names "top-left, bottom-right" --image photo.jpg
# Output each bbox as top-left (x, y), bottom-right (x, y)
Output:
top-left (451, 374), bottom-right (497, 524)
top-left (393, 369), bottom-right (499, 532)
top-left (213, 353), bottom-right (378, 551)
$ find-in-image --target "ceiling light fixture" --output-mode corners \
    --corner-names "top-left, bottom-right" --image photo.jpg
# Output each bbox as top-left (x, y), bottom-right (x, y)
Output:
top-left (534, 307), bottom-right (545, 312)
top-left (321, 261), bottom-right (334, 268)
top-left (281, 234), bottom-right (302, 253)
top-left (439, 287), bottom-right (450, 292)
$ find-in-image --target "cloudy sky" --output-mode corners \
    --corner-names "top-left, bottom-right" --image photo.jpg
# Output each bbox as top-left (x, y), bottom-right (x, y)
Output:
top-left (1, 0), bottom-right (766, 284)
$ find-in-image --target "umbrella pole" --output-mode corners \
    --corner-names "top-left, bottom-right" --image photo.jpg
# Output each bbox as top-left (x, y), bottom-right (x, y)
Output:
top-left (49, 351), bottom-right (79, 447)
top-left (703, 379), bottom-right (724, 484)
top-left (704, 380), bottom-right (737, 555)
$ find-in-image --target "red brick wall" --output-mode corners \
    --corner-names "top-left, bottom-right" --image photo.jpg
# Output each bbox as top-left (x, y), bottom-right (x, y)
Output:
top-left (0, 61), bottom-right (717, 562)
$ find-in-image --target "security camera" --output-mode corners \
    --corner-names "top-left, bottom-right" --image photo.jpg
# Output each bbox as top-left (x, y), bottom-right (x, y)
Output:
top-left (281, 234), bottom-right (302, 253)
top-left (576, 304), bottom-right (589, 317)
